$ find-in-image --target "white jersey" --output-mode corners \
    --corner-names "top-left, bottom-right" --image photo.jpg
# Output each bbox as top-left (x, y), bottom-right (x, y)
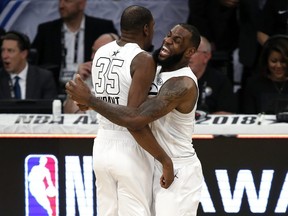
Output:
top-left (149, 66), bottom-right (199, 158)
top-left (91, 41), bottom-right (143, 131)
top-left (91, 41), bottom-right (154, 216)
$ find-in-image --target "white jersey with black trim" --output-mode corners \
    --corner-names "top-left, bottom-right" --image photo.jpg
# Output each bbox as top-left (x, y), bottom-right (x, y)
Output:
top-left (149, 65), bottom-right (199, 158)
top-left (91, 41), bottom-right (144, 131)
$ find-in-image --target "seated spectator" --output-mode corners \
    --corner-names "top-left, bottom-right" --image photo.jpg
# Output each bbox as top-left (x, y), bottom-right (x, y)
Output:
top-left (32, 0), bottom-right (117, 95)
top-left (189, 36), bottom-right (238, 114)
top-left (257, 0), bottom-right (288, 46)
top-left (243, 35), bottom-right (288, 114)
top-left (0, 31), bottom-right (57, 100)
top-left (63, 33), bottom-right (119, 113)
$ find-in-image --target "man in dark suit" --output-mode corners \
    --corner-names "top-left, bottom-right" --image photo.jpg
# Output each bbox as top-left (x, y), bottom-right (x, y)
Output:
top-left (0, 31), bottom-right (57, 100)
top-left (32, 0), bottom-right (117, 95)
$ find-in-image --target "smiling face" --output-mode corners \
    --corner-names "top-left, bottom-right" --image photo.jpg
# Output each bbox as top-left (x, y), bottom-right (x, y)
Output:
top-left (267, 50), bottom-right (287, 81)
top-left (156, 24), bottom-right (196, 71)
top-left (1, 39), bottom-right (27, 74)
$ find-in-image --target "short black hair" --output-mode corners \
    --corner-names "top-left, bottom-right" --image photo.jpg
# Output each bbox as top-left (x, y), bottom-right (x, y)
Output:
top-left (178, 23), bottom-right (201, 50)
top-left (1, 31), bottom-right (30, 51)
top-left (120, 5), bottom-right (153, 32)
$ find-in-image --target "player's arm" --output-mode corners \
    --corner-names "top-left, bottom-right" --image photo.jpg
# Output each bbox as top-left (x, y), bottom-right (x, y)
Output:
top-left (126, 52), bottom-right (174, 188)
top-left (92, 75), bottom-right (197, 129)
top-left (133, 75), bottom-right (198, 127)
top-left (66, 73), bottom-right (197, 129)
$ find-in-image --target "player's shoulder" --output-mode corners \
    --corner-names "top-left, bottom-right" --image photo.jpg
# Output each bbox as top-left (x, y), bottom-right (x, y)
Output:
top-left (162, 69), bottom-right (197, 90)
top-left (122, 43), bottom-right (153, 62)
top-left (134, 51), bottom-right (155, 67)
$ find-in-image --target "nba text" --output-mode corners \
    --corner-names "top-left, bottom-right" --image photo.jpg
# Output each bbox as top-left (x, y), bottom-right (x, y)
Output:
top-left (25, 155), bottom-right (288, 215)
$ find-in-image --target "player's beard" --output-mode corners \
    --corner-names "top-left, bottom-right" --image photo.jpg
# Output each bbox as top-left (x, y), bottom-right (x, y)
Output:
top-left (153, 48), bottom-right (185, 69)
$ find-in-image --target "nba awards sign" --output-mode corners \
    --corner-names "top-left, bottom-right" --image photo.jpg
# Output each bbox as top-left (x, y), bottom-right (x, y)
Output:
top-left (0, 114), bottom-right (286, 215)
top-left (24, 154), bottom-right (288, 215)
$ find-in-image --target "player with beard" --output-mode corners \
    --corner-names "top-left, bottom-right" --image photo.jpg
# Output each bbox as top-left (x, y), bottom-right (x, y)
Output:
top-left (152, 44), bottom-right (185, 69)
top-left (66, 23), bottom-right (203, 216)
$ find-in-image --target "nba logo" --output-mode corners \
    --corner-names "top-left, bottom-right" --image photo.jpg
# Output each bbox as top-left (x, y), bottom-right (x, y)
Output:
top-left (25, 154), bottom-right (59, 216)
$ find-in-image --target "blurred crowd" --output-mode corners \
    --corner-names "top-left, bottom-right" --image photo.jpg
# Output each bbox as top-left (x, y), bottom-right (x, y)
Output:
top-left (187, 0), bottom-right (288, 115)
top-left (0, 0), bottom-right (288, 115)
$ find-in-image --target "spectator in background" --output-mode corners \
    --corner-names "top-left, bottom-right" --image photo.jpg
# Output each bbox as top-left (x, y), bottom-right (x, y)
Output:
top-left (189, 36), bottom-right (238, 114)
top-left (0, 31), bottom-right (57, 100)
top-left (32, 0), bottom-right (117, 96)
top-left (64, 33), bottom-right (119, 113)
top-left (243, 35), bottom-right (288, 114)
top-left (257, 0), bottom-right (288, 46)
top-left (187, 0), bottom-right (239, 83)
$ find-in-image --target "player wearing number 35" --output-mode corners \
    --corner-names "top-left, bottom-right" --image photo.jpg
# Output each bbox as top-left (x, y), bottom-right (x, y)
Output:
top-left (67, 5), bottom-right (174, 216)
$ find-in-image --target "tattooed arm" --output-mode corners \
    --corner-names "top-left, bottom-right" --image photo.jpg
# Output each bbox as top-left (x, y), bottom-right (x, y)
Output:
top-left (66, 74), bottom-right (198, 130)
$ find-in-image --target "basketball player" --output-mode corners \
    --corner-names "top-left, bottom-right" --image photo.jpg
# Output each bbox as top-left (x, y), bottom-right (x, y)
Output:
top-left (66, 23), bottom-right (203, 216)
top-left (67, 5), bottom-right (174, 216)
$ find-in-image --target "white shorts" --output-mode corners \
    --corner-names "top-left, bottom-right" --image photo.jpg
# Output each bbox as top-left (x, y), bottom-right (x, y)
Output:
top-left (93, 129), bottom-right (154, 216)
top-left (152, 154), bottom-right (203, 216)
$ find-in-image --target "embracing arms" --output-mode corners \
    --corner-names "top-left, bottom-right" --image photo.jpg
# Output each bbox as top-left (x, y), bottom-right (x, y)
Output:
top-left (66, 73), bottom-right (198, 130)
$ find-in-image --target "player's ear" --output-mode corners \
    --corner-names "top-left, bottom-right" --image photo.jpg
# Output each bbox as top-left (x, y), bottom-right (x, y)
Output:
top-left (185, 47), bottom-right (196, 58)
top-left (143, 23), bottom-right (149, 37)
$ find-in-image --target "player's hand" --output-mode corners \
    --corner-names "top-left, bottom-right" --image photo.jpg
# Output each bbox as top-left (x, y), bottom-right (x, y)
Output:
top-left (160, 157), bottom-right (174, 189)
top-left (77, 103), bottom-right (89, 111)
top-left (66, 74), bottom-right (92, 106)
